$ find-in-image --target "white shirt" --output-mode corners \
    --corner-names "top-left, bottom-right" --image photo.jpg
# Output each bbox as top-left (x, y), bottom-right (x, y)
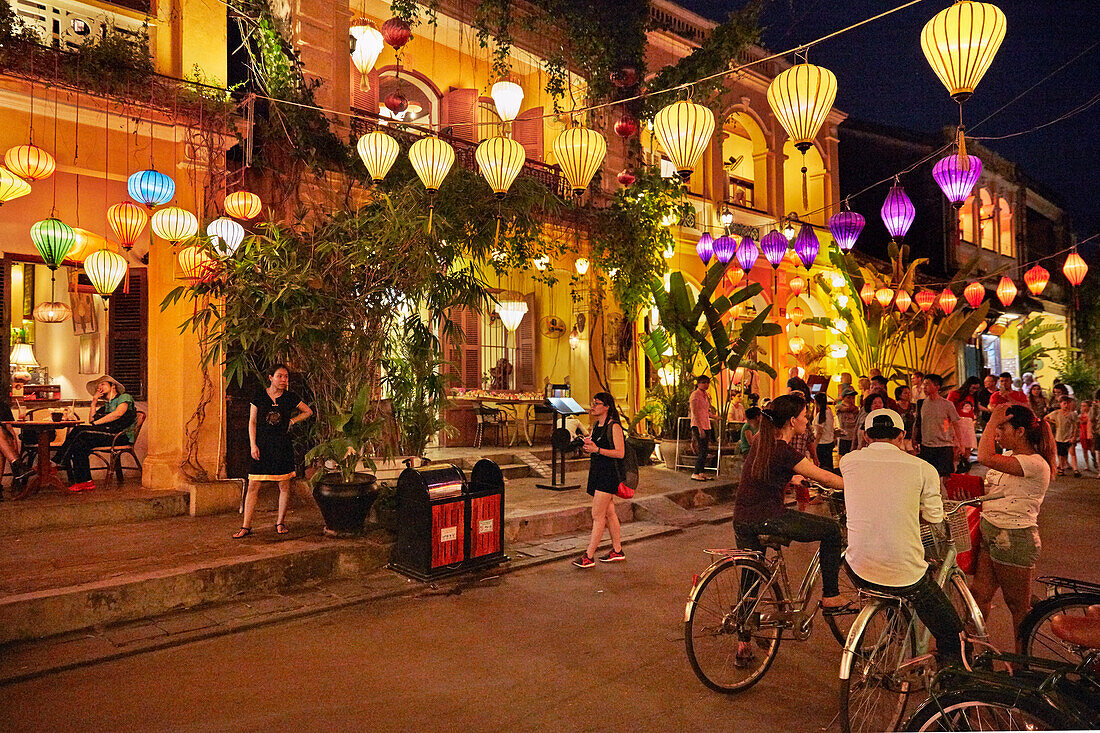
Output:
top-left (815, 409), bottom-right (835, 445)
top-left (982, 452), bottom-right (1051, 529)
top-left (840, 442), bottom-right (944, 587)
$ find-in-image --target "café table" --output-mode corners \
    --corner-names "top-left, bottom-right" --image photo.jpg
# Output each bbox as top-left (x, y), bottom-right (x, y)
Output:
top-left (451, 395), bottom-right (546, 447)
top-left (2, 419), bottom-right (81, 500)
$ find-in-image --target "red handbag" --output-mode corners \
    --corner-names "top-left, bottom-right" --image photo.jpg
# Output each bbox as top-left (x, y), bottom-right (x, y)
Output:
top-left (616, 482), bottom-right (635, 499)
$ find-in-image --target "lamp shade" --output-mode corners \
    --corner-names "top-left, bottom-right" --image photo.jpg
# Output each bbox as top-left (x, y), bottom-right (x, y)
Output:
top-left (30, 218), bottom-right (76, 269)
top-left (0, 165), bottom-right (31, 205)
top-left (713, 235), bottom-right (736, 264)
top-left (939, 288), bottom-right (958, 315)
top-left (10, 342), bottom-right (38, 367)
top-left (496, 299), bottom-right (528, 332)
top-left (1064, 251), bottom-right (1088, 286)
top-left (875, 287), bottom-right (894, 308)
top-left (351, 28), bottom-right (385, 87)
top-left (178, 244), bottom-right (217, 281)
top-left (4, 144), bottom-right (55, 181)
top-left (766, 62), bottom-right (838, 153)
top-left (895, 289), bottom-right (913, 312)
top-left (921, 0), bottom-right (1007, 102)
top-left (761, 230), bottom-right (788, 269)
top-left (828, 210), bottom-right (864, 252)
top-left (490, 81), bottom-right (524, 122)
top-left (881, 184), bottom-right (916, 239)
top-left (84, 248), bottom-right (128, 298)
top-left (652, 100), bottom-right (715, 180)
top-left (207, 217), bottom-right (245, 256)
top-left (33, 300), bottom-right (71, 323)
top-left (788, 275), bottom-right (806, 298)
top-left (1024, 264), bottom-right (1049, 296)
top-left (932, 154), bottom-right (982, 206)
top-left (127, 169), bottom-right (175, 208)
top-left (860, 282), bottom-right (875, 306)
top-left (107, 202), bottom-right (148, 250)
top-left (726, 266), bottom-right (744, 286)
top-left (150, 206), bottom-right (199, 243)
top-left (793, 223), bottom-right (819, 269)
top-left (964, 281), bottom-right (985, 307)
top-left (224, 191), bottom-right (263, 220)
top-left (552, 125), bottom-right (607, 197)
top-left (735, 236), bottom-right (759, 272)
top-left (695, 232), bottom-right (714, 265)
top-left (408, 136), bottom-right (455, 193)
top-left (915, 289), bottom-right (937, 312)
top-left (996, 276), bottom-right (1017, 307)
top-left (475, 136), bottom-right (526, 198)
top-left (356, 131), bottom-right (399, 184)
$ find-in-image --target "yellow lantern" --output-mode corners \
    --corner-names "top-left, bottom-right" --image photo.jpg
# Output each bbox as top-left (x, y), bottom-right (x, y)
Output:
top-left (69, 227), bottom-right (109, 263)
top-left (84, 248), bottom-right (128, 308)
top-left (350, 22), bottom-right (384, 90)
top-left (921, 0), bottom-right (1007, 101)
top-left (177, 244), bottom-right (217, 281)
top-left (0, 165), bottom-right (31, 205)
top-left (875, 287), bottom-right (894, 308)
top-left (766, 62), bottom-right (838, 154)
top-left (409, 136), bottom-right (455, 194)
top-left (475, 136), bottom-right (526, 198)
top-left (552, 125), bottom-right (607, 198)
top-left (150, 206), bottom-right (199, 244)
top-left (107, 201), bottom-right (148, 250)
top-left (490, 80), bottom-right (524, 123)
top-left (789, 305), bottom-right (804, 327)
top-left (652, 100), bottom-right (715, 181)
top-left (1064, 251), bottom-right (1088, 287)
top-left (4, 143), bottom-right (55, 181)
top-left (356, 131), bottom-right (400, 183)
top-left (789, 336), bottom-right (806, 354)
top-left (225, 191), bottom-right (263, 220)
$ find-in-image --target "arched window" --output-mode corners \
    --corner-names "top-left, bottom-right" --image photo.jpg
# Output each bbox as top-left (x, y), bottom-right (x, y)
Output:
top-left (997, 196), bottom-right (1014, 257)
top-left (979, 189), bottom-right (996, 251)
top-left (958, 192), bottom-right (978, 245)
top-left (721, 112), bottom-right (767, 211)
top-left (376, 70), bottom-right (440, 127)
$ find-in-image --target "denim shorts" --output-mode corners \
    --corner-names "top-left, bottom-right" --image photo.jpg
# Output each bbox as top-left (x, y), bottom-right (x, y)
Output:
top-left (980, 517), bottom-right (1041, 568)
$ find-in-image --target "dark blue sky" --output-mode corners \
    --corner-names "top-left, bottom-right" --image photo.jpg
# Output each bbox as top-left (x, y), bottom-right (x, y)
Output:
top-left (679, 0), bottom-right (1100, 238)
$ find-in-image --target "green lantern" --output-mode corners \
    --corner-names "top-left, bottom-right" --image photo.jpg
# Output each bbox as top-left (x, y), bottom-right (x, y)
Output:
top-left (30, 218), bottom-right (76, 270)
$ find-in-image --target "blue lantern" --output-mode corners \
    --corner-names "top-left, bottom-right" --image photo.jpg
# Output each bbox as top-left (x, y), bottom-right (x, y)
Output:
top-left (128, 169), bottom-right (175, 209)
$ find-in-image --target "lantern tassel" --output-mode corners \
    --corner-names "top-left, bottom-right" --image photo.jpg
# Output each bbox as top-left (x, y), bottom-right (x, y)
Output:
top-left (494, 215), bottom-right (501, 247)
top-left (801, 165), bottom-right (809, 209)
top-left (957, 126), bottom-right (969, 171)
top-left (427, 204), bottom-right (434, 233)
top-left (124, 269), bottom-right (130, 294)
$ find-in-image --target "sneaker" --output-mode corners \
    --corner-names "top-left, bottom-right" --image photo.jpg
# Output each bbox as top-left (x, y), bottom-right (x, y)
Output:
top-left (67, 480), bottom-right (95, 492)
top-left (572, 554), bottom-right (595, 568)
top-left (599, 549), bottom-right (626, 563)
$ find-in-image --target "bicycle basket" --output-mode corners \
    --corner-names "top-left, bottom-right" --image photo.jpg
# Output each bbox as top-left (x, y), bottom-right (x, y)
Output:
top-left (946, 510), bottom-right (972, 554)
top-left (921, 522), bottom-right (949, 562)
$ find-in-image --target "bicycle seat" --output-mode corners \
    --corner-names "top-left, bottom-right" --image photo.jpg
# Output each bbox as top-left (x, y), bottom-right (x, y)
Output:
top-left (1052, 611), bottom-right (1100, 650)
top-left (757, 534), bottom-right (792, 549)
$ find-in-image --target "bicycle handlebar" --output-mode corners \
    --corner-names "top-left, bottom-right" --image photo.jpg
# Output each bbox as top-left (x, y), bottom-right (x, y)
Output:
top-left (944, 492), bottom-right (1005, 515)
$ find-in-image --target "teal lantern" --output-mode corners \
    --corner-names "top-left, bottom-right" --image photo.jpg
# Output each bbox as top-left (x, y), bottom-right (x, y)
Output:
top-left (30, 218), bottom-right (76, 269)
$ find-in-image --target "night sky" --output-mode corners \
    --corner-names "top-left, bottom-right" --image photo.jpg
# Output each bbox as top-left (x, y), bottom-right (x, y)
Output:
top-left (679, 0), bottom-right (1100, 243)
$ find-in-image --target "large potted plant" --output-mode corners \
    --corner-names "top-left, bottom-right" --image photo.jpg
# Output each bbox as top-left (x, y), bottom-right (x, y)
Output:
top-left (383, 317), bottom-right (455, 461)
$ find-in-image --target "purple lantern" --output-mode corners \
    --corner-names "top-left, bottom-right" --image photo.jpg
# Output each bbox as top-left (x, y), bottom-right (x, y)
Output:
top-left (736, 235), bottom-right (759, 272)
top-left (761, 230), bottom-right (788, 269)
top-left (793, 223), bottom-right (819, 270)
top-left (713, 235), bottom-right (736, 264)
top-left (696, 232), bottom-right (714, 265)
top-left (932, 154), bottom-right (982, 208)
top-left (828, 210), bottom-right (865, 252)
top-left (881, 183), bottom-right (916, 240)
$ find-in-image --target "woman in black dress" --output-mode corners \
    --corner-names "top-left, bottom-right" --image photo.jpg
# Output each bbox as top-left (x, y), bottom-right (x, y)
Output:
top-left (573, 392), bottom-right (626, 568)
top-left (234, 364), bottom-right (313, 538)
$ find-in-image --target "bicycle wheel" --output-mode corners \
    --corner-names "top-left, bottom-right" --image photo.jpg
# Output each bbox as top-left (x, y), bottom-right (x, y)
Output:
top-left (685, 557), bottom-right (783, 693)
top-left (903, 689), bottom-right (1066, 731)
top-left (1018, 593), bottom-right (1100, 665)
top-left (840, 603), bottom-right (917, 733)
top-left (945, 572), bottom-right (984, 635)
top-left (824, 561), bottom-right (864, 646)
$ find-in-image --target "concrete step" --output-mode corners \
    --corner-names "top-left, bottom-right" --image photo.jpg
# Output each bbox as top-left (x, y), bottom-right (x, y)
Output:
top-left (0, 488), bottom-right (190, 534)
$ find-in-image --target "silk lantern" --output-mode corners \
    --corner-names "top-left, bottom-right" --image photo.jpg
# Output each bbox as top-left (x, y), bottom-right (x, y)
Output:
top-left (409, 136), bottom-right (455, 194)
top-left (224, 191), bottom-right (263, 220)
top-left (713, 235), bottom-right (736, 265)
top-left (127, 169), bottom-right (175, 208)
top-left (996, 276), bottom-right (1017, 307)
top-left (939, 288), bottom-right (958, 315)
top-left (933, 154), bottom-right (983, 207)
top-left (1024, 264), bottom-right (1049, 296)
top-left (761, 230), bottom-right (788, 269)
top-left (357, 131), bottom-right (399, 183)
top-left (828, 209), bottom-right (864, 252)
top-left (1063, 251), bottom-right (1088, 287)
top-left (964, 281), bottom-right (985, 308)
top-left (793, 223), bottom-right (819, 270)
top-left (552, 125), bottom-right (606, 198)
top-left (4, 143), bottom-right (55, 181)
top-left (150, 206), bottom-right (198, 244)
top-left (207, 217), bottom-right (245, 256)
top-left (33, 299), bottom-right (71, 323)
top-left (84, 248), bottom-right (128, 309)
top-left (789, 336), bottom-right (805, 354)
top-left (107, 202), bottom-right (148, 250)
top-left (860, 282), bottom-right (875, 306)
top-left (915, 289), bottom-right (937, 312)
top-left (736, 236), bottom-right (759, 272)
top-left (789, 306), bottom-right (805, 327)
top-left (490, 80), bottom-right (524, 123)
top-left (881, 183), bottom-right (916, 240)
top-left (696, 233), bottom-right (714, 265)
top-left (178, 244), bottom-right (217, 281)
top-left (766, 61), bottom-right (837, 207)
top-left (875, 287), bottom-right (894, 308)
top-left (0, 165), bottom-right (31, 204)
top-left (30, 218), bottom-right (75, 269)
top-left (652, 100), bottom-right (715, 181)
top-left (921, 0), bottom-right (1007, 102)
top-left (475, 136), bottom-right (526, 198)
top-left (895, 289), bottom-right (913, 312)
top-left (350, 23), bottom-right (384, 89)
top-left (788, 275), bottom-right (806, 298)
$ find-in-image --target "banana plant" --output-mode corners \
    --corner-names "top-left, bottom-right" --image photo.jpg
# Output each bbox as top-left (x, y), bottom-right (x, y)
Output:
top-left (1018, 316), bottom-right (1072, 374)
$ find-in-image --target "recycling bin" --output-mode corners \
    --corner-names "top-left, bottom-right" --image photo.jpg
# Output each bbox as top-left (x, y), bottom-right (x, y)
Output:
top-left (391, 464), bottom-right (468, 581)
top-left (465, 459), bottom-right (506, 570)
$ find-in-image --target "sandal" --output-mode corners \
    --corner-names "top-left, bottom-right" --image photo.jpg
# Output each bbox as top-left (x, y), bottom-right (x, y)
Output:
top-left (821, 600), bottom-right (860, 617)
top-left (232, 527), bottom-right (252, 539)
top-left (276, 523), bottom-right (289, 535)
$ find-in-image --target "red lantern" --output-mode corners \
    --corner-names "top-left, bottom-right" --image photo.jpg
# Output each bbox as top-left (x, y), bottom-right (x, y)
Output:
top-left (617, 168), bottom-right (636, 186)
top-left (895, 289), bottom-right (912, 312)
top-left (610, 67), bottom-right (639, 88)
top-left (614, 114), bottom-right (638, 138)
top-left (939, 288), bottom-right (958, 315)
top-left (875, 287), bottom-right (894, 308)
top-left (915, 289), bottom-right (936, 312)
top-left (1064, 251), bottom-right (1088, 286)
top-left (963, 281), bottom-right (985, 308)
top-left (996, 276), bottom-right (1017, 307)
top-left (1024, 264), bottom-right (1049, 296)
top-left (859, 282), bottom-right (875, 306)
top-left (385, 92), bottom-right (408, 114)
top-left (380, 17), bottom-right (411, 49)
top-left (106, 202), bottom-right (148, 250)
top-left (789, 275), bottom-right (806, 298)
top-left (789, 305), bottom-right (804, 326)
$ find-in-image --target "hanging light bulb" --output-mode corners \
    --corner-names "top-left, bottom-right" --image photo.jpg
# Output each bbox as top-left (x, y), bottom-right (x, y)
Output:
top-left (574, 257), bottom-right (590, 275)
top-left (357, 131), bottom-right (399, 184)
top-left (713, 235), bottom-right (736, 265)
top-left (761, 230), bottom-right (788, 269)
top-left (875, 287), bottom-right (895, 308)
top-left (995, 276), bottom-right (1017, 307)
top-left (207, 217), bottom-right (245, 256)
top-left (828, 209), bottom-right (864, 252)
top-left (490, 80), bottom-right (524, 123)
top-left (881, 182), bottom-right (916, 240)
top-left (932, 154), bottom-right (983, 207)
top-left (921, 0), bottom-right (1007, 102)
top-left (964, 281), bottom-right (985, 308)
top-left (84, 248), bottom-right (128, 308)
top-left (30, 218), bottom-right (76, 269)
top-left (5, 143), bottom-right (55, 181)
top-left (939, 288), bottom-right (958, 315)
top-left (127, 169), bottom-right (175, 208)
top-left (150, 206), bottom-right (199, 244)
top-left (895, 289), bottom-right (913, 312)
top-left (792, 223), bottom-right (819, 270)
top-left (350, 23), bottom-right (384, 89)
top-left (1064, 250), bottom-right (1088, 287)
top-left (107, 202), bottom-right (148, 250)
top-left (652, 99), bottom-right (715, 181)
top-left (736, 236), bottom-right (759, 272)
top-left (0, 165), bottom-right (31, 205)
top-left (696, 232), bottom-right (714, 265)
top-left (1024, 264), bottom-right (1049, 296)
top-left (475, 136), bottom-right (526, 198)
top-left (552, 124), bottom-right (607, 198)
top-left (789, 275), bottom-right (806, 298)
top-left (224, 191), bottom-right (263, 220)
top-left (569, 327), bottom-right (580, 350)
top-left (915, 289), bottom-right (937, 312)
top-left (860, 282), bottom-right (875, 306)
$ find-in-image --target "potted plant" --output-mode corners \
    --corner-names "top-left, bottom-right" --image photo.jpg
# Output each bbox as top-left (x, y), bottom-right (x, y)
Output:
top-left (626, 402), bottom-right (661, 464)
top-left (383, 317), bottom-right (455, 461)
top-left (371, 480), bottom-right (398, 532)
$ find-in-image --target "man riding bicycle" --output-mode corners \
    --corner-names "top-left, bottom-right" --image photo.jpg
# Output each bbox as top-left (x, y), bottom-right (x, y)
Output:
top-left (839, 408), bottom-right (965, 666)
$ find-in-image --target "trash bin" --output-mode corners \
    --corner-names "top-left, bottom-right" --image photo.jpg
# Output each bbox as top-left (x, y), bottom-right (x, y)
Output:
top-left (391, 464), bottom-right (468, 581)
top-left (465, 459), bottom-right (506, 570)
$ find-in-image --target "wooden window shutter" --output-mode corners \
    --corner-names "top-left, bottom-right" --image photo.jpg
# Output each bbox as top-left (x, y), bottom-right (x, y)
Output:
top-left (351, 68), bottom-right (379, 113)
top-left (441, 88), bottom-right (478, 142)
top-left (516, 293), bottom-right (537, 391)
top-left (107, 268), bottom-right (147, 399)
top-left (0, 256), bottom-right (8, 397)
top-left (513, 106), bottom-right (544, 162)
top-left (462, 307), bottom-right (481, 388)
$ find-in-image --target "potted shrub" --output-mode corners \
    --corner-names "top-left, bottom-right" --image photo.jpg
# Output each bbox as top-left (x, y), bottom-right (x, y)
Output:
top-left (626, 402), bottom-right (661, 464)
top-left (383, 318), bottom-right (455, 461)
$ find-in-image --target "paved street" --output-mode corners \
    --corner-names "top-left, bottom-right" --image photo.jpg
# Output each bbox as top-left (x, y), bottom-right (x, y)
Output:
top-left (2, 475), bottom-right (1097, 732)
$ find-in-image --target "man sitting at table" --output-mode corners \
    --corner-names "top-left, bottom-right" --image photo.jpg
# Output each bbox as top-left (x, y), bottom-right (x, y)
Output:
top-left (58, 375), bottom-right (137, 492)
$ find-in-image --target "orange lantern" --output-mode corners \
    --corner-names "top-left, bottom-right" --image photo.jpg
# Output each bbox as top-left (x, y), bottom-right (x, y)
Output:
top-left (1064, 250), bottom-right (1088, 286)
top-left (875, 287), bottom-right (894, 308)
top-left (1024, 264), bottom-right (1049, 296)
top-left (177, 244), bottom-right (217, 281)
top-left (915, 289), bottom-right (936, 312)
top-left (726, 266), bottom-right (745, 288)
top-left (107, 202), bottom-right (148, 250)
top-left (975, 319), bottom-right (988, 335)
top-left (4, 143), bottom-right (55, 181)
top-left (939, 288), bottom-right (958, 315)
top-left (69, 228), bottom-right (109, 263)
top-left (996, 276), bottom-right (1017, 307)
top-left (224, 191), bottom-right (263, 220)
top-left (789, 306), bottom-right (805, 327)
top-left (963, 281), bottom-right (985, 308)
top-left (789, 275), bottom-right (806, 298)
top-left (859, 282), bottom-right (875, 306)
top-left (895, 290), bottom-right (912, 312)
top-left (789, 336), bottom-right (805, 354)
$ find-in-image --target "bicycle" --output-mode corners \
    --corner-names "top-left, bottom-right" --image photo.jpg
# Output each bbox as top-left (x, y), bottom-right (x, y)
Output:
top-left (684, 484), bottom-right (862, 693)
top-left (838, 493), bottom-right (998, 733)
top-left (1018, 575), bottom-right (1100, 665)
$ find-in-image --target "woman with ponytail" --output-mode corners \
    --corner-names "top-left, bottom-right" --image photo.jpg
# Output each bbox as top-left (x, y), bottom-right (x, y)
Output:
top-left (972, 403), bottom-right (1056, 643)
top-left (573, 392), bottom-right (627, 568)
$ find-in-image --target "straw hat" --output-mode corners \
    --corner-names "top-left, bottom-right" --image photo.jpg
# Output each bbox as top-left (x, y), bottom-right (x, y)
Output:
top-left (86, 375), bottom-right (126, 397)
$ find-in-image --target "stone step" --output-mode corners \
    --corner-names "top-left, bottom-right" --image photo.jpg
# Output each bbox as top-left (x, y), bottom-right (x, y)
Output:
top-left (0, 488), bottom-right (190, 535)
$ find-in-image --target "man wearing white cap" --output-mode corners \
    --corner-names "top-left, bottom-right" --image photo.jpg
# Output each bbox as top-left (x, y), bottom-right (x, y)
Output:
top-left (840, 408), bottom-right (964, 665)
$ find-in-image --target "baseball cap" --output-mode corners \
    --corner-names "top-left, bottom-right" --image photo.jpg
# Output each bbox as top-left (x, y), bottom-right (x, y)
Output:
top-left (864, 408), bottom-right (905, 439)
top-left (841, 385), bottom-right (857, 397)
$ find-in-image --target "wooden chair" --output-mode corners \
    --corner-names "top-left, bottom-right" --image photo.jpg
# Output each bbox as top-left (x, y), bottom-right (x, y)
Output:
top-left (474, 406), bottom-right (506, 448)
top-left (90, 410), bottom-right (146, 488)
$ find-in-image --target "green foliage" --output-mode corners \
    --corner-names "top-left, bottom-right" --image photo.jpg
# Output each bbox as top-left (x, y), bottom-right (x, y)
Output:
top-left (1056, 354), bottom-right (1099, 401)
top-left (383, 317), bottom-right (455, 457)
top-left (69, 24), bottom-right (154, 94)
top-left (0, 1), bottom-right (40, 47)
top-left (1018, 316), bottom-right (1069, 375)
